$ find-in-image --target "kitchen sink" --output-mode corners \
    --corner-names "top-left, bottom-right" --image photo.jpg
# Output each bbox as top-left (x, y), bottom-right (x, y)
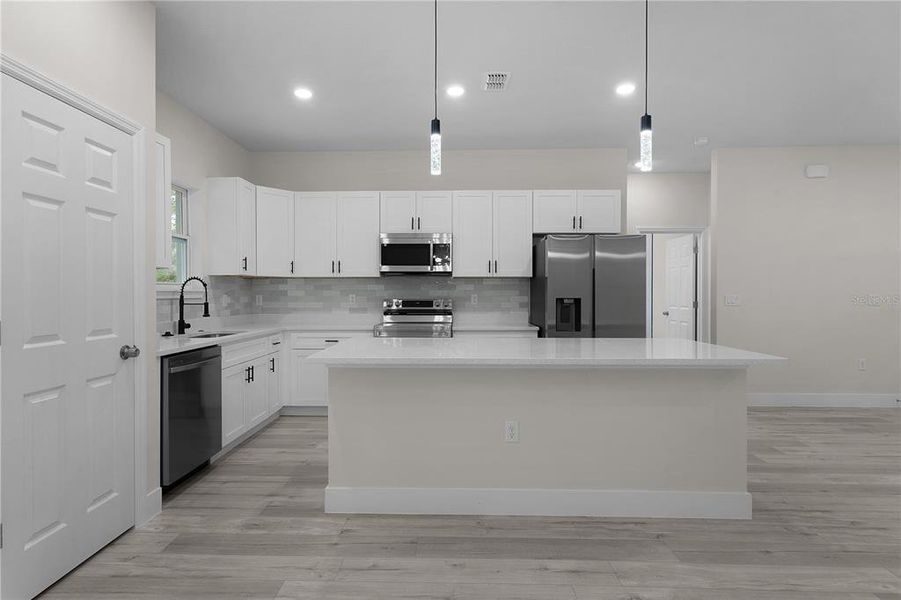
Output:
top-left (190, 332), bottom-right (241, 338)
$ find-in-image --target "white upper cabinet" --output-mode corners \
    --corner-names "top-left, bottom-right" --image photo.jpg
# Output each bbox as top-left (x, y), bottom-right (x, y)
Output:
top-left (453, 190), bottom-right (532, 278)
top-left (380, 191), bottom-right (452, 232)
top-left (577, 190), bottom-right (621, 233)
top-left (492, 191), bottom-right (533, 277)
top-left (532, 189), bottom-right (621, 233)
top-left (295, 192), bottom-right (337, 277)
top-left (380, 191), bottom-right (417, 232)
top-left (452, 191), bottom-right (493, 277)
top-left (256, 186), bottom-right (294, 277)
top-left (295, 191), bottom-right (380, 277)
top-left (207, 177), bottom-right (256, 275)
top-left (416, 191), bottom-right (453, 232)
top-left (336, 192), bottom-right (380, 277)
top-left (154, 134), bottom-right (172, 269)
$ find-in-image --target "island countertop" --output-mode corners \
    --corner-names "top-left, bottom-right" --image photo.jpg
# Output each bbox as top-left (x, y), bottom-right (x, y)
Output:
top-left (309, 336), bottom-right (784, 368)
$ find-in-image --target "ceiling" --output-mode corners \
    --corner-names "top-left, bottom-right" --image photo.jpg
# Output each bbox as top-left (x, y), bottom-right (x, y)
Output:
top-left (156, 1), bottom-right (900, 172)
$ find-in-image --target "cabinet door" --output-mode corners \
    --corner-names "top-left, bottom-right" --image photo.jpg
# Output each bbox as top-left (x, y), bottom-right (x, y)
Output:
top-left (289, 348), bottom-right (328, 406)
top-left (380, 191), bottom-right (416, 233)
top-left (416, 191), bottom-right (452, 232)
top-left (577, 190), bottom-right (621, 233)
top-left (493, 191), bottom-right (533, 277)
top-left (452, 191), bottom-right (492, 277)
top-left (222, 363), bottom-right (248, 446)
top-left (256, 186), bottom-right (294, 276)
top-left (533, 190), bottom-right (577, 233)
top-left (267, 354), bottom-right (281, 415)
top-left (295, 192), bottom-right (337, 277)
top-left (206, 177), bottom-right (240, 276)
top-left (245, 357), bottom-right (270, 429)
top-left (336, 192), bottom-right (380, 277)
top-left (237, 179), bottom-right (257, 274)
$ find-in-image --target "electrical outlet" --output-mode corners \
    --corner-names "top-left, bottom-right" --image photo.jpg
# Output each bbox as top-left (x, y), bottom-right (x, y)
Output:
top-left (349, 294), bottom-right (356, 306)
top-left (724, 294), bottom-right (741, 306)
top-left (220, 294), bottom-right (231, 308)
top-left (858, 358), bottom-right (867, 371)
top-left (504, 420), bottom-right (519, 443)
top-left (255, 294), bottom-right (263, 307)
top-left (471, 294), bottom-right (478, 305)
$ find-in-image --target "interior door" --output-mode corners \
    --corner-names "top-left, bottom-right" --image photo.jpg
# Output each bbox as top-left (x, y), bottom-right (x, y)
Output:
top-left (379, 191), bottom-right (416, 233)
top-left (336, 192), bottom-right (380, 277)
top-left (492, 191), bottom-right (533, 277)
top-left (255, 186), bottom-right (294, 276)
top-left (1, 74), bottom-right (136, 600)
top-left (294, 192), bottom-right (337, 277)
top-left (452, 191), bottom-right (492, 277)
top-left (664, 234), bottom-right (697, 340)
top-left (415, 191), bottom-right (452, 232)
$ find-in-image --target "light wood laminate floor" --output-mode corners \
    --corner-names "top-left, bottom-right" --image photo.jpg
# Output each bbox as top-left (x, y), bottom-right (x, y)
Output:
top-left (42, 409), bottom-right (900, 599)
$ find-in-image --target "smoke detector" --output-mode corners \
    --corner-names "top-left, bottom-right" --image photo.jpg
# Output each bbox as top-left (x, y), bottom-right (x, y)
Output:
top-left (482, 72), bottom-right (510, 92)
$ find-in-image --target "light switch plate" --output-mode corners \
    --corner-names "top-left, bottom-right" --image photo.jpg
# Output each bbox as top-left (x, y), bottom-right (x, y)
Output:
top-left (724, 295), bottom-right (741, 306)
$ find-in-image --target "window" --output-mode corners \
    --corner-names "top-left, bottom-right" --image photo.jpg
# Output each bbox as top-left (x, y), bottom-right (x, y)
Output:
top-left (156, 184), bottom-right (189, 284)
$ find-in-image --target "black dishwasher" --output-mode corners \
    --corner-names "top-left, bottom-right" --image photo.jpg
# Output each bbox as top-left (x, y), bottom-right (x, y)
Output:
top-left (161, 346), bottom-right (222, 487)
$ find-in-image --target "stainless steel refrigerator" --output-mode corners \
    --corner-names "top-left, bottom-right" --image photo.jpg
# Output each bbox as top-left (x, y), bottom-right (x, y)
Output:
top-left (529, 234), bottom-right (647, 338)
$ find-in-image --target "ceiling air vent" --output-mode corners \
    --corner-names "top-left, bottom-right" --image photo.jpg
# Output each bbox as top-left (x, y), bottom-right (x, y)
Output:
top-left (482, 72), bottom-right (509, 92)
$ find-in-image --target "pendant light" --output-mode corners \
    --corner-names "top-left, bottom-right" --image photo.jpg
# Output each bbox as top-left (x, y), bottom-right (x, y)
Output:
top-left (430, 0), bottom-right (441, 175)
top-left (639, 0), bottom-right (653, 172)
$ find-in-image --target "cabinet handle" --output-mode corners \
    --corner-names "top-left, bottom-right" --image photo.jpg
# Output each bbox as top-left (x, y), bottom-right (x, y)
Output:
top-left (572, 216), bottom-right (576, 230)
top-left (331, 260), bottom-right (335, 274)
top-left (488, 260), bottom-right (491, 273)
top-left (417, 217), bottom-right (421, 230)
top-left (338, 260), bottom-right (341, 274)
top-left (245, 366), bottom-right (251, 383)
top-left (579, 216), bottom-right (583, 229)
top-left (290, 260), bottom-right (294, 274)
top-left (411, 216), bottom-right (415, 230)
top-left (495, 259), bottom-right (498, 273)
top-left (325, 339), bottom-right (339, 343)
top-left (242, 256), bottom-right (248, 271)
top-left (250, 365), bottom-right (255, 382)
top-left (270, 357), bottom-right (275, 372)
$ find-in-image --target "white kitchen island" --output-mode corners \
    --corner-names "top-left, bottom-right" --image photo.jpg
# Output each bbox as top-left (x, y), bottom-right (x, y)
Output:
top-left (310, 337), bottom-right (782, 519)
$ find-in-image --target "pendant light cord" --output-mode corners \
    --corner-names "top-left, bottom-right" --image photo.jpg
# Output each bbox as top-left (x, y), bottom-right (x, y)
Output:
top-left (434, 0), bottom-right (438, 119)
top-left (644, 0), bottom-right (649, 114)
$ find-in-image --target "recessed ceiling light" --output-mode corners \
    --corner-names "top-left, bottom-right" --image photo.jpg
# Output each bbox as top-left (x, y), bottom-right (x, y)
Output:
top-left (694, 136), bottom-right (709, 147)
top-left (446, 85), bottom-right (465, 98)
top-left (634, 161), bottom-right (642, 168)
top-left (616, 82), bottom-right (636, 96)
top-left (293, 87), bottom-right (313, 100)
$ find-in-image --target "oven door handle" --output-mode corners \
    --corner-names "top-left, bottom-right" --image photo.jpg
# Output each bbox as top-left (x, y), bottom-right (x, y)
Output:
top-left (169, 357), bottom-right (220, 374)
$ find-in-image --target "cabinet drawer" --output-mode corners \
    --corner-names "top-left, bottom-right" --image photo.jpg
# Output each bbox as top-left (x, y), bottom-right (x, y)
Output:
top-left (290, 333), bottom-right (352, 349)
top-left (222, 337), bottom-right (270, 368)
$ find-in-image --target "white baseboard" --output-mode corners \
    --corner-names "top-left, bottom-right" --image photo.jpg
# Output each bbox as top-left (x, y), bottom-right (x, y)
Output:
top-left (749, 393), bottom-right (900, 408)
top-left (136, 486), bottom-right (162, 527)
top-left (280, 405), bottom-right (328, 416)
top-left (325, 486), bottom-right (752, 520)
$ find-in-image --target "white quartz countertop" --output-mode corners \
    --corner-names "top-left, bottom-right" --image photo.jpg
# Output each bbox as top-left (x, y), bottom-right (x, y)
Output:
top-left (308, 337), bottom-right (785, 368)
top-left (157, 327), bottom-right (283, 357)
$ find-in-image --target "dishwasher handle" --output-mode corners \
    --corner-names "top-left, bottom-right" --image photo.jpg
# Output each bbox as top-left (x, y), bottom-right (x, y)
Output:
top-left (168, 356), bottom-right (221, 374)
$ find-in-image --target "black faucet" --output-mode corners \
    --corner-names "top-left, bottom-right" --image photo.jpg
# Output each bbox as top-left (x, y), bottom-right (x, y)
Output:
top-left (178, 276), bottom-right (210, 335)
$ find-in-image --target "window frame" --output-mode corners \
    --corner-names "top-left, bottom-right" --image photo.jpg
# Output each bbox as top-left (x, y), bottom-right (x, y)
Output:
top-left (156, 183), bottom-right (193, 296)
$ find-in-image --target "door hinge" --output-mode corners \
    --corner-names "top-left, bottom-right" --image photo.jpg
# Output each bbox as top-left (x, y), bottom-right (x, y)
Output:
top-left (693, 244), bottom-right (699, 254)
top-left (693, 300), bottom-right (699, 309)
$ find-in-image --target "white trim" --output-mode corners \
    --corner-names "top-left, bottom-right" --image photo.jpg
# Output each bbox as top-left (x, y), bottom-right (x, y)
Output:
top-left (136, 487), bottom-right (162, 527)
top-left (1, 54), bottom-right (141, 135)
top-left (325, 486), bottom-right (752, 519)
top-left (280, 405), bottom-right (328, 416)
top-left (749, 393), bottom-right (900, 408)
top-left (636, 226), bottom-right (707, 234)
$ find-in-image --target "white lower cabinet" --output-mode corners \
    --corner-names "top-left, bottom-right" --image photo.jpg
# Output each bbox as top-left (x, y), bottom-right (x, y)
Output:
top-left (221, 346), bottom-right (281, 447)
top-left (290, 348), bottom-right (328, 406)
top-left (222, 362), bottom-right (250, 447)
top-left (245, 356), bottom-right (271, 430)
top-left (268, 354), bottom-right (282, 414)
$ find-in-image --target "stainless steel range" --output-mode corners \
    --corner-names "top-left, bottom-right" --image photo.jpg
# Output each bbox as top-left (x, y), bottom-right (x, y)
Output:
top-left (373, 298), bottom-right (454, 338)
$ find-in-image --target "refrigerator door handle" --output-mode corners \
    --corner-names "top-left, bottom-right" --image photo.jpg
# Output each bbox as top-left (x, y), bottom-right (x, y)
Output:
top-left (572, 216), bottom-right (576, 230)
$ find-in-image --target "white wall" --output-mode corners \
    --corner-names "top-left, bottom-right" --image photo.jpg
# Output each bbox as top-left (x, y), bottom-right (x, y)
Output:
top-left (252, 148), bottom-right (628, 230)
top-left (711, 146), bottom-right (900, 400)
top-left (1, 0), bottom-right (160, 519)
top-left (626, 173), bottom-right (709, 233)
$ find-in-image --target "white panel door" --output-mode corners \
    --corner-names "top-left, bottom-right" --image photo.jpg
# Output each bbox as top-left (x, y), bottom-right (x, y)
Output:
top-left (267, 354), bottom-right (282, 415)
top-left (336, 191), bottom-right (380, 277)
top-left (379, 191), bottom-right (416, 233)
top-left (577, 190), bottom-right (621, 233)
top-left (492, 191), bottom-right (533, 277)
top-left (664, 234), bottom-right (697, 340)
top-left (294, 192), bottom-right (337, 277)
top-left (255, 186), bottom-right (294, 277)
top-left (532, 190), bottom-right (577, 233)
top-left (221, 363), bottom-right (248, 446)
top-left (245, 357), bottom-right (270, 429)
top-left (154, 134), bottom-right (172, 268)
top-left (236, 179), bottom-right (256, 274)
top-left (452, 191), bottom-right (492, 277)
top-left (289, 349), bottom-right (328, 406)
top-left (415, 191), bottom-right (452, 232)
top-left (1, 75), bottom-right (136, 600)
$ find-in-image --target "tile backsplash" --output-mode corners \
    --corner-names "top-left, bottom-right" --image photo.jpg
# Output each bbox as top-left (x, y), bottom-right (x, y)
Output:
top-left (157, 276), bottom-right (529, 332)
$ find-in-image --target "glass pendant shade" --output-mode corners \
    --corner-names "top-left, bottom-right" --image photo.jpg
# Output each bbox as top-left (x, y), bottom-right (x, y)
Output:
top-left (639, 113), bottom-right (652, 172)
top-left (430, 118), bottom-right (441, 176)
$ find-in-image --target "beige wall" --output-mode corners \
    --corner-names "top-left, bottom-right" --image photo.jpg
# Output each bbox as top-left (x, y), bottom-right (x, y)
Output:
top-left (626, 173), bottom-right (709, 233)
top-left (711, 146), bottom-right (900, 397)
top-left (2, 0), bottom-right (159, 517)
top-left (156, 91), bottom-right (253, 276)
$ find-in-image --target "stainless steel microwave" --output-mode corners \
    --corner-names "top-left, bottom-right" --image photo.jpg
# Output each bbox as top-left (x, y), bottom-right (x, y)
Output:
top-left (379, 233), bottom-right (452, 274)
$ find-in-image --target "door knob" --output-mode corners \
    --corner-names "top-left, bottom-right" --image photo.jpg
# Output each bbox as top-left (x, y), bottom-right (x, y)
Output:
top-left (662, 311), bottom-right (670, 316)
top-left (119, 345), bottom-right (141, 360)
